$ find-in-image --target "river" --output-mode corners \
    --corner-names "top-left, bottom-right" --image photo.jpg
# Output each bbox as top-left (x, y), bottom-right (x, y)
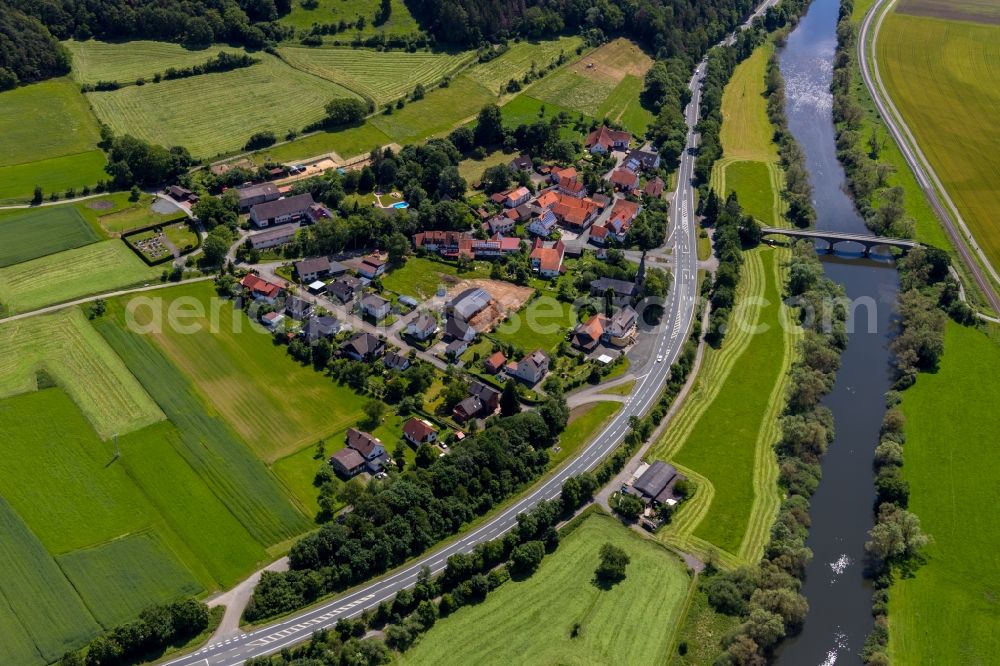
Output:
top-left (774, 0), bottom-right (900, 663)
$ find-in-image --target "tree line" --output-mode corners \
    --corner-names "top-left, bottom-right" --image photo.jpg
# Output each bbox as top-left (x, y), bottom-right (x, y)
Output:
top-left (0, 4), bottom-right (70, 87)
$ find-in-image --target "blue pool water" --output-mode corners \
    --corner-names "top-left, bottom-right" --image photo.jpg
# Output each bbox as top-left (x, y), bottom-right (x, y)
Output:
top-left (392, 202), bottom-right (409, 209)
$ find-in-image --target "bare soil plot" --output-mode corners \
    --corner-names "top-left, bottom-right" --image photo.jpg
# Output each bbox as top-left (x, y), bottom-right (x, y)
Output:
top-left (445, 279), bottom-right (535, 332)
top-left (898, 0), bottom-right (1000, 24)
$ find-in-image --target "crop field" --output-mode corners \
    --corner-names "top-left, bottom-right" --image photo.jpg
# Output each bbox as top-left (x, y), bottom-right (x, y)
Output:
top-left (0, 240), bottom-right (157, 315)
top-left (0, 206), bottom-right (100, 267)
top-left (401, 512), bottom-right (691, 665)
top-left (0, 308), bottom-right (164, 438)
top-left (595, 74), bottom-right (654, 134)
top-left (279, 0), bottom-right (421, 35)
top-left (492, 298), bottom-right (576, 353)
top-left (877, 11), bottom-right (1000, 269)
top-left (720, 44), bottom-right (777, 162)
top-left (95, 300), bottom-right (311, 546)
top-left (0, 496), bottom-right (101, 664)
top-left (280, 46), bottom-right (473, 106)
top-left (57, 530), bottom-right (203, 627)
top-left (467, 36), bottom-right (585, 94)
top-left (888, 322), bottom-right (1000, 664)
top-left (87, 54), bottom-right (362, 158)
top-left (897, 0), bottom-right (1000, 23)
top-left (0, 151), bottom-right (108, 204)
top-left (130, 282), bottom-right (367, 461)
top-left (65, 40), bottom-right (249, 85)
top-left (652, 249), bottom-right (792, 565)
top-left (369, 75), bottom-right (494, 143)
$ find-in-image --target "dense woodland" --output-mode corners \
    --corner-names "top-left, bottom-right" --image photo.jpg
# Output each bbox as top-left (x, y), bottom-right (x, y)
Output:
top-left (0, 5), bottom-right (70, 86)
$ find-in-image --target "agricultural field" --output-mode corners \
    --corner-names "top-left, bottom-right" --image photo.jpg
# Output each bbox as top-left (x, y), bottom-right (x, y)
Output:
top-left (400, 511), bottom-right (691, 665)
top-left (0, 77), bottom-right (107, 202)
top-left (280, 46), bottom-right (474, 106)
top-left (499, 93), bottom-right (589, 129)
top-left (527, 39), bottom-right (653, 118)
top-left (279, 0), bottom-right (421, 35)
top-left (888, 322), bottom-right (1000, 664)
top-left (721, 160), bottom-right (780, 226)
top-left (381, 256), bottom-right (490, 298)
top-left (64, 39), bottom-right (249, 85)
top-left (0, 308), bottom-right (164, 438)
top-left (549, 402), bottom-right (621, 468)
top-left (369, 75), bottom-right (494, 144)
top-left (260, 122), bottom-right (393, 163)
top-left (652, 249), bottom-right (793, 565)
top-left (492, 298), bottom-right (576, 353)
top-left (87, 53), bottom-right (362, 158)
top-left (467, 36), bottom-right (585, 94)
top-left (897, 0), bottom-right (1000, 23)
top-left (0, 206), bottom-right (100, 267)
top-left (719, 44), bottom-right (778, 162)
top-left (128, 281), bottom-right (367, 462)
top-left (0, 240), bottom-right (157, 315)
top-left (877, 10), bottom-right (1000, 270)
top-left (595, 74), bottom-right (655, 135)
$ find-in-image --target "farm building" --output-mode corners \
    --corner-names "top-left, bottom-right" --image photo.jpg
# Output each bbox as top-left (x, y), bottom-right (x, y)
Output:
top-left (249, 193), bottom-right (316, 228)
top-left (448, 288), bottom-right (492, 321)
top-left (248, 225), bottom-right (297, 249)
top-left (236, 182), bottom-right (280, 211)
top-left (628, 460), bottom-right (685, 506)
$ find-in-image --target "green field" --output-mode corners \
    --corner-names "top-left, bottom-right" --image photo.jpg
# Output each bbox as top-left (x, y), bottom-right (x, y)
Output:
top-left (381, 256), bottom-right (489, 298)
top-left (652, 249), bottom-right (792, 565)
top-left (878, 10), bottom-right (1000, 271)
top-left (888, 322), bottom-right (1000, 663)
top-left (0, 206), bottom-right (100, 267)
top-left (670, 581), bottom-right (739, 666)
top-left (723, 160), bottom-right (778, 226)
top-left (458, 150), bottom-right (514, 185)
top-left (280, 46), bottom-right (473, 106)
top-left (0, 240), bottom-right (157, 314)
top-left (549, 402), bottom-right (621, 468)
top-left (0, 496), bottom-right (101, 664)
top-left (279, 0), bottom-right (421, 35)
top-left (492, 298), bottom-right (576, 353)
top-left (58, 530), bottom-right (203, 627)
top-left (499, 94), bottom-right (588, 129)
top-left (65, 40), bottom-right (250, 85)
top-left (98, 197), bottom-right (188, 234)
top-left (400, 512), bottom-right (691, 665)
top-left (0, 151), bottom-right (108, 204)
top-left (87, 53), bottom-right (362, 158)
top-left (720, 44), bottom-right (777, 162)
top-left (0, 308), bottom-right (164, 438)
top-left (129, 281), bottom-right (367, 462)
top-left (369, 75), bottom-right (494, 143)
top-left (259, 122), bottom-right (393, 162)
top-left (595, 74), bottom-right (654, 135)
top-left (467, 36), bottom-right (585, 94)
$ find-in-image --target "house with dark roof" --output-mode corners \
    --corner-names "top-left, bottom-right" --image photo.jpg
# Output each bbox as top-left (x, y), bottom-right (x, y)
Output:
top-left (586, 126), bottom-right (631, 154)
top-left (341, 332), bottom-right (384, 362)
top-left (452, 381), bottom-right (500, 421)
top-left (445, 338), bottom-right (470, 360)
top-left (358, 254), bottom-right (386, 279)
top-left (249, 193), bottom-right (316, 228)
top-left (407, 313), bottom-right (438, 341)
top-left (236, 182), bottom-right (280, 211)
top-left (383, 351), bottom-right (411, 371)
top-left (445, 316), bottom-right (476, 343)
top-left (326, 276), bottom-right (360, 304)
top-left (509, 153), bottom-right (533, 171)
top-left (167, 185), bottom-right (195, 202)
top-left (604, 306), bottom-right (637, 346)
top-left (590, 277), bottom-right (637, 305)
top-left (360, 293), bottom-right (391, 320)
top-left (295, 257), bottom-right (334, 282)
top-left (330, 447), bottom-right (366, 477)
top-left (302, 315), bottom-right (341, 342)
top-left (339, 428), bottom-right (390, 475)
top-left (625, 148), bottom-right (661, 171)
top-left (284, 295), bottom-right (314, 320)
top-left (403, 418), bottom-right (438, 446)
top-left (630, 460), bottom-right (685, 505)
top-left (509, 349), bottom-right (550, 385)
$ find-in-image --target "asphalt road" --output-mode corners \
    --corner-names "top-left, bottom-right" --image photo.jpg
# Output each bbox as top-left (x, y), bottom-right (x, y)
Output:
top-left (859, 0), bottom-right (1000, 314)
top-left (163, 6), bottom-right (773, 664)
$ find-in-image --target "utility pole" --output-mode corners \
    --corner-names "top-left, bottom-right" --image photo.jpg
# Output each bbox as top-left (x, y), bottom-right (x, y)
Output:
top-left (113, 433), bottom-right (120, 459)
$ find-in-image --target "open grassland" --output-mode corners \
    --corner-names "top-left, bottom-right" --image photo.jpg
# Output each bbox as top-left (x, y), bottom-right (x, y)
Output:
top-left (897, 0), bottom-right (1000, 23)
top-left (458, 150), bottom-right (513, 184)
top-left (549, 402), bottom-right (621, 468)
top-left (0, 206), bottom-right (99, 267)
top-left (263, 123), bottom-right (393, 163)
top-left (88, 54), bottom-right (361, 158)
top-left (370, 75), bottom-right (494, 143)
top-left (877, 12), bottom-right (1000, 269)
top-left (653, 249), bottom-right (793, 564)
top-left (0, 308), bottom-right (164, 438)
top-left (595, 74), bottom-right (654, 134)
top-left (467, 36), bottom-right (585, 94)
top-left (492, 298), bottom-right (576, 353)
top-left (96, 297), bottom-right (311, 546)
top-left (720, 43), bottom-right (777, 162)
top-left (888, 322), bottom-right (1000, 664)
top-left (400, 512), bottom-right (691, 665)
top-left (500, 94), bottom-right (588, 129)
top-left (58, 530), bottom-right (203, 628)
top-left (280, 47), bottom-right (473, 106)
top-left (272, 444), bottom-right (327, 517)
top-left (0, 240), bottom-right (157, 314)
top-left (0, 151), bottom-right (108, 204)
top-left (381, 256), bottom-right (489, 298)
top-left (65, 40), bottom-right (248, 85)
top-left (720, 160), bottom-right (780, 226)
top-left (0, 497), bottom-right (101, 664)
top-left (279, 0), bottom-right (420, 34)
top-left (132, 282), bottom-right (367, 461)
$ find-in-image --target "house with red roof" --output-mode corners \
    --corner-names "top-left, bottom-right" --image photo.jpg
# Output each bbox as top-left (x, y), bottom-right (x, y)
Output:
top-left (609, 167), bottom-right (640, 192)
top-left (239, 274), bottom-right (283, 304)
top-left (586, 126), bottom-right (631, 154)
top-left (484, 350), bottom-right (507, 374)
top-left (530, 238), bottom-right (566, 278)
top-left (403, 418), bottom-right (438, 446)
top-left (644, 176), bottom-right (666, 198)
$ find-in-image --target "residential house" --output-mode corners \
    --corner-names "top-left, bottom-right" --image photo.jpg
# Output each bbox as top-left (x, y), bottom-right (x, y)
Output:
top-left (630, 460), bottom-right (685, 506)
top-left (609, 168), bottom-right (640, 192)
top-left (590, 277), bottom-right (638, 304)
top-left (383, 351), bottom-right (411, 371)
top-left (604, 305), bottom-right (637, 346)
top-left (414, 230), bottom-right (470, 255)
top-left (407, 313), bottom-right (438, 341)
top-left (509, 349), bottom-right (550, 385)
top-left (643, 177), bottom-right (665, 199)
top-left (585, 126), bottom-right (631, 154)
top-left (285, 295), bottom-right (314, 321)
top-left (572, 314), bottom-right (606, 351)
top-left (527, 209), bottom-right (558, 238)
top-left (248, 225), bottom-right (297, 250)
top-left (329, 447), bottom-right (366, 478)
top-left (487, 215), bottom-right (515, 236)
top-left (403, 418), bottom-right (438, 446)
top-left (326, 275), bottom-right (360, 304)
top-left (344, 428), bottom-right (390, 474)
top-left (589, 224), bottom-right (612, 246)
top-left (625, 148), bottom-right (661, 171)
top-left (558, 176), bottom-right (586, 198)
top-left (302, 315), bottom-right (341, 342)
top-left (341, 332), bottom-right (384, 361)
top-left (484, 350), bottom-right (507, 374)
top-left (166, 185), bottom-right (195, 202)
top-left (551, 196), bottom-right (599, 229)
top-left (453, 381), bottom-right (500, 422)
top-left (445, 316), bottom-right (477, 343)
top-left (261, 311), bottom-right (285, 329)
top-left (550, 166), bottom-right (577, 183)
top-left (453, 395), bottom-right (482, 422)
top-left (448, 288), bottom-right (491, 322)
top-left (509, 153), bottom-right (533, 171)
top-left (596, 199), bottom-right (643, 243)
top-left (504, 186), bottom-right (532, 209)
top-left (358, 254), bottom-right (387, 279)
top-left (236, 182), bottom-right (280, 211)
top-left (295, 257), bottom-right (333, 282)
top-left (529, 238), bottom-right (565, 278)
top-left (240, 274), bottom-right (283, 303)
top-left (360, 293), bottom-right (391, 320)
top-left (445, 338), bottom-right (469, 359)
top-left (250, 194), bottom-right (316, 228)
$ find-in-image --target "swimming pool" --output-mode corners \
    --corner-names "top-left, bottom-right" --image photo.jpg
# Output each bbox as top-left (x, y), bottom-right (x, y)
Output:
top-left (392, 202), bottom-right (409, 209)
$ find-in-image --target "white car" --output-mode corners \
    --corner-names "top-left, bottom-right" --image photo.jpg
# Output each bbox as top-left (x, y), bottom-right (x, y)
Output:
top-left (656, 355), bottom-right (664, 363)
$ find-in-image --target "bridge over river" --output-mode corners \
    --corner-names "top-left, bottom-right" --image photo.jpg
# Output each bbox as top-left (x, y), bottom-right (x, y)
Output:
top-left (760, 227), bottom-right (920, 256)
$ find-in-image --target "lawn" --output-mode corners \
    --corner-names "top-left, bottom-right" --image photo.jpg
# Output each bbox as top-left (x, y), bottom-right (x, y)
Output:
top-left (368, 75), bottom-right (494, 143)
top-left (0, 151), bottom-right (108, 204)
top-left (0, 205), bottom-right (100, 267)
top-left (549, 402), bottom-right (621, 468)
top-left (0, 308), bottom-right (164, 438)
top-left (723, 160), bottom-right (778, 226)
top-left (272, 444), bottom-right (329, 517)
top-left (458, 150), bottom-right (514, 184)
top-left (877, 11), bottom-right (1000, 270)
top-left (279, 0), bottom-right (421, 35)
top-left (262, 123), bottom-right (393, 163)
top-left (99, 196), bottom-right (188, 234)
top-left (492, 297), bottom-right (576, 353)
top-left (381, 256), bottom-right (489, 298)
top-left (87, 53), bottom-right (362, 158)
top-left (0, 240), bottom-right (157, 315)
top-left (279, 46), bottom-right (474, 106)
top-left (64, 40), bottom-right (250, 85)
top-left (467, 36), bottom-right (585, 94)
top-left (400, 511), bottom-right (691, 665)
top-left (888, 321), bottom-right (1000, 664)
top-left (126, 281), bottom-right (367, 462)
top-left (652, 249), bottom-right (792, 563)
top-left (719, 43), bottom-right (778, 162)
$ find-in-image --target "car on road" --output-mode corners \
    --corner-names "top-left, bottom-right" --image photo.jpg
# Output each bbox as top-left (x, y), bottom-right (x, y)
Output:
top-left (656, 355), bottom-right (664, 363)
